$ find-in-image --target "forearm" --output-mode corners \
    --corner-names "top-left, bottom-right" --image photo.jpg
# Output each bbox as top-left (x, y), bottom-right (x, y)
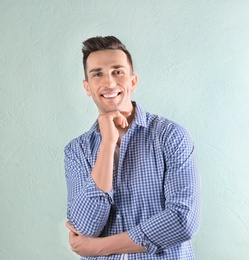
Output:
top-left (98, 232), bottom-right (147, 256)
top-left (66, 224), bottom-right (146, 257)
top-left (92, 110), bottom-right (127, 192)
top-left (91, 142), bottom-right (116, 192)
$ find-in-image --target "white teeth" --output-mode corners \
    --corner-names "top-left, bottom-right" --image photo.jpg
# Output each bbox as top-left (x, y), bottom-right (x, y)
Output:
top-left (103, 93), bottom-right (119, 98)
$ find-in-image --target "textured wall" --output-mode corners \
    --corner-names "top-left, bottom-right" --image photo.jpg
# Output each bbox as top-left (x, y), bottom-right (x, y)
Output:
top-left (1, 1), bottom-right (249, 259)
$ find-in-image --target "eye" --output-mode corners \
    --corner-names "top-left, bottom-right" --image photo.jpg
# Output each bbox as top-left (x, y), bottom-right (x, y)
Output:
top-left (93, 72), bottom-right (102, 77)
top-left (113, 70), bottom-right (124, 75)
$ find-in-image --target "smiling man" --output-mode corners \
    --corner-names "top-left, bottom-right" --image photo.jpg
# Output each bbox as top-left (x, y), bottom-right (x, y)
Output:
top-left (64, 36), bottom-right (201, 259)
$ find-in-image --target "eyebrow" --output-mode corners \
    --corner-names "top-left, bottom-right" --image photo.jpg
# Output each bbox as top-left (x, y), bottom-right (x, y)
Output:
top-left (88, 65), bottom-right (126, 74)
top-left (112, 65), bottom-right (125, 69)
top-left (89, 68), bottom-right (102, 74)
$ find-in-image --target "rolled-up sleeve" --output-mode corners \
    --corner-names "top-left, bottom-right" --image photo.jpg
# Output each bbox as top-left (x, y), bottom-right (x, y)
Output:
top-left (64, 142), bottom-right (113, 237)
top-left (128, 124), bottom-right (201, 254)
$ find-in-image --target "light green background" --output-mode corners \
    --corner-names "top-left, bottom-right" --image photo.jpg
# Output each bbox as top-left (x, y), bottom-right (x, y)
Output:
top-left (1, 1), bottom-right (249, 259)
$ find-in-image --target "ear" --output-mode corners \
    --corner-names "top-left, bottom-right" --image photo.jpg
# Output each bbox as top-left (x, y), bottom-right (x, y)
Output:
top-left (131, 73), bottom-right (138, 92)
top-left (83, 80), bottom-right (92, 97)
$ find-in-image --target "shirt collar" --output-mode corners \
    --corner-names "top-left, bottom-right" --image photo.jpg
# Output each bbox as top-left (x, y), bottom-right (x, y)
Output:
top-left (131, 101), bottom-right (147, 128)
top-left (88, 101), bottom-right (147, 135)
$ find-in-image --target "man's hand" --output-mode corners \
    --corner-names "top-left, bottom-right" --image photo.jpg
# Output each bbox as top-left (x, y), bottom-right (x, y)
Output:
top-left (66, 221), bottom-right (103, 257)
top-left (98, 111), bottom-right (130, 146)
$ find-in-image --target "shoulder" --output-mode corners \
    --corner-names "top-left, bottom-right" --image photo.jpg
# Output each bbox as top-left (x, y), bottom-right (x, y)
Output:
top-left (64, 126), bottom-right (99, 156)
top-left (142, 112), bottom-right (194, 156)
top-left (143, 112), bottom-right (195, 163)
top-left (134, 103), bottom-right (193, 144)
top-left (146, 111), bottom-right (191, 140)
top-left (64, 133), bottom-right (88, 159)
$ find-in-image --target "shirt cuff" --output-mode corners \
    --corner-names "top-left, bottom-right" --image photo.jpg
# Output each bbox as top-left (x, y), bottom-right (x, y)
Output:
top-left (128, 225), bottom-right (158, 254)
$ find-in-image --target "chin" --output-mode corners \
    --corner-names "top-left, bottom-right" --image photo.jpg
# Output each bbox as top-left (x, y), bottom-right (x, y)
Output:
top-left (102, 104), bottom-right (123, 112)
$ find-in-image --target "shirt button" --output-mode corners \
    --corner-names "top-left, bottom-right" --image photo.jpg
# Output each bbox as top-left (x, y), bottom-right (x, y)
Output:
top-left (117, 214), bottom-right (121, 219)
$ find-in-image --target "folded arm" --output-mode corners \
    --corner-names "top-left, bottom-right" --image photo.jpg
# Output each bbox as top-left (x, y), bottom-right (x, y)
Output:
top-left (66, 124), bottom-right (201, 256)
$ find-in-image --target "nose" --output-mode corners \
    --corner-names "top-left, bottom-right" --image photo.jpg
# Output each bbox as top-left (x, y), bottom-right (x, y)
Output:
top-left (103, 74), bottom-right (116, 88)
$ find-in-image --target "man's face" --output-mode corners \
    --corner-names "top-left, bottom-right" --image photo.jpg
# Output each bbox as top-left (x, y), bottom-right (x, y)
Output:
top-left (83, 49), bottom-right (137, 114)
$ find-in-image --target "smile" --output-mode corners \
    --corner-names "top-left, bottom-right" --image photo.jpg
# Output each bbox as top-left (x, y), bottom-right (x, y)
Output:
top-left (101, 92), bottom-right (121, 99)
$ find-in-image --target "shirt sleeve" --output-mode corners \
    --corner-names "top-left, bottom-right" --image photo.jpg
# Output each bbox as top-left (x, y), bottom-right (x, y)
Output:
top-left (64, 141), bottom-right (113, 237)
top-left (128, 123), bottom-right (201, 254)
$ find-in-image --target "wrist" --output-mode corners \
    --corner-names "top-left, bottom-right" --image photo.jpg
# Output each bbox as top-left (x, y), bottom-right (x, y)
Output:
top-left (100, 140), bottom-right (117, 150)
top-left (97, 236), bottom-right (112, 256)
top-left (95, 237), bottom-right (108, 256)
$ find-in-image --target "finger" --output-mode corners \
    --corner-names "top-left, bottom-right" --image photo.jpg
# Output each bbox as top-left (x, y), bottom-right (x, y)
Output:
top-left (69, 231), bottom-right (77, 240)
top-left (114, 112), bottom-right (129, 128)
top-left (121, 117), bottom-right (128, 128)
top-left (66, 222), bottom-right (80, 235)
top-left (116, 117), bottom-right (128, 128)
top-left (112, 112), bottom-right (123, 126)
top-left (66, 221), bottom-right (73, 230)
top-left (115, 112), bottom-right (123, 125)
top-left (110, 110), bottom-right (130, 120)
top-left (119, 111), bottom-right (131, 128)
top-left (119, 111), bottom-right (131, 117)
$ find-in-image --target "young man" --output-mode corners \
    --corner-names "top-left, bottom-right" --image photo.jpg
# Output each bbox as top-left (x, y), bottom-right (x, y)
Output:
top-left (65, 36), bottom-right (201, 259)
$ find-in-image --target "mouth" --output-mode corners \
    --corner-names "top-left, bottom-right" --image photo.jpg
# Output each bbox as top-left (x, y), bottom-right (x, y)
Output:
top-left (101, 92), bottom-right (121, 99)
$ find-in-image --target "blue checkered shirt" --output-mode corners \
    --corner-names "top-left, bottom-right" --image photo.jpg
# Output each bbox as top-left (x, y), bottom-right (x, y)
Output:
top-left (65, 103), bottom-right (201, 259)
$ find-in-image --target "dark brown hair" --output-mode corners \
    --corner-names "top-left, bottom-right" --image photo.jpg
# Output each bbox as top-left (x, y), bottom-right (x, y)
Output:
top-left (82, 36), bottom-right (133, 79)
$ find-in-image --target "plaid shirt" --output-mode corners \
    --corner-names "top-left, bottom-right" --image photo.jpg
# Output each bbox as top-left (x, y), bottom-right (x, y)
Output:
top-left (64, 103), bottom-right (201, 259)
